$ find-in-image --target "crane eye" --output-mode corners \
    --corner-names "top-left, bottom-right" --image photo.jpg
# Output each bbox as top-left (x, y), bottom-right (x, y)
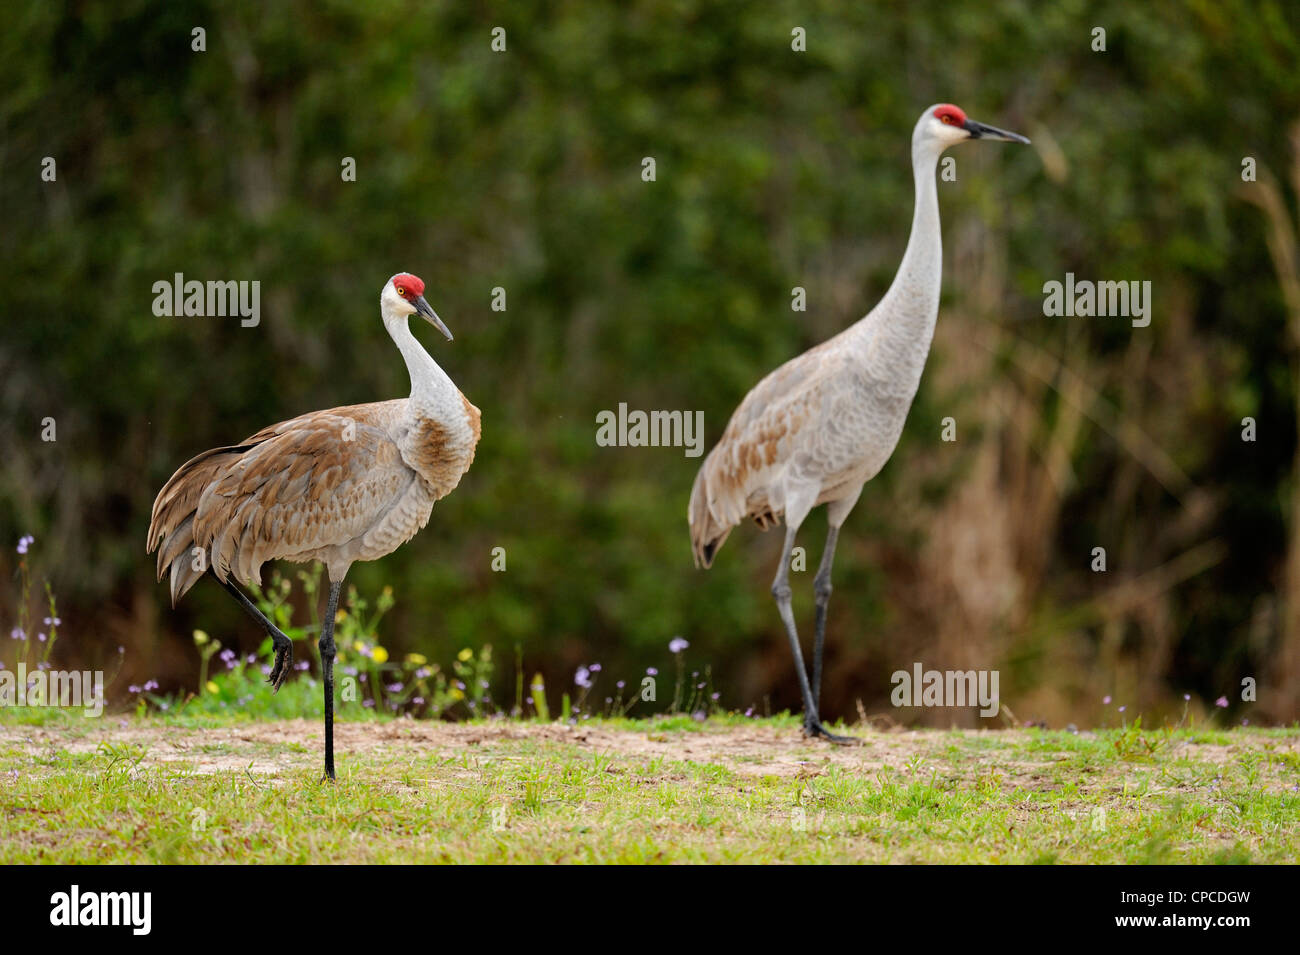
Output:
top-left (940, 113), bottom-right (954, 125)
top-left (396, 287), bottom-right (406, 296)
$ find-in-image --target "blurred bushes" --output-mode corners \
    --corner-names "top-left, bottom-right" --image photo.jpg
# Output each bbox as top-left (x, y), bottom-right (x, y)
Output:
top-left (2, 0), bottom-right (1299, 724)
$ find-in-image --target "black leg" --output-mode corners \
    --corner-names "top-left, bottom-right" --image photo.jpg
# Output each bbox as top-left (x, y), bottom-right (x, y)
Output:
top-left (319, 579), bottom-right (342, 782)
top-left (772, 523), bottom-right (856, 747)
top-left (771, 526), bottom-right (833, 738)
top-left (811, 524), bottom-right (840, 713)
top-left (214, 572), bottom-right (293, 691)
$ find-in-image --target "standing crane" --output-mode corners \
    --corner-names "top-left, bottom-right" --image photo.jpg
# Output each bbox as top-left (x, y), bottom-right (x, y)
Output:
top-left (148, 273), bottom-right (480, 780)
top-left (689, 104), bottom-right (1029, 743)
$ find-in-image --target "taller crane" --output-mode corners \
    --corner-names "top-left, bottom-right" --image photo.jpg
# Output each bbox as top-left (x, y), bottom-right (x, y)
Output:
top-left (689, 105), bottom-right (1029, 742)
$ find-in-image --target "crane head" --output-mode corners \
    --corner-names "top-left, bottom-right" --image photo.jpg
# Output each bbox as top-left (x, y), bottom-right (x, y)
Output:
top-left (384, 272), bottom-right (453, 341)
top-left (920, 103), bottom-right (1030, 150)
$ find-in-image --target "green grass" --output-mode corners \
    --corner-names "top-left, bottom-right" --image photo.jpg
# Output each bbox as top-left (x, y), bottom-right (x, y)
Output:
top-left (0, 711), bottom-right (1296, 863)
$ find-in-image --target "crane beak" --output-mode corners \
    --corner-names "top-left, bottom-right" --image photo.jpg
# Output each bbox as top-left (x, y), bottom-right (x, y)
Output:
top-left (963, 118), bottom-right (1030, 144)
top-left (414, 295), bottom-right (453, 341)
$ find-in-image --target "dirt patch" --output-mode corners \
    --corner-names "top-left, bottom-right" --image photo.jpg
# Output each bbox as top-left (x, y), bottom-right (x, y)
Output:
top-left (1, 719), bottom-right (1294, 787)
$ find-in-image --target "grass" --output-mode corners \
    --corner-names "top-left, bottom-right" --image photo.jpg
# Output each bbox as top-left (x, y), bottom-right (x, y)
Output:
top-left (0, 710), bottom-right (1296, 863)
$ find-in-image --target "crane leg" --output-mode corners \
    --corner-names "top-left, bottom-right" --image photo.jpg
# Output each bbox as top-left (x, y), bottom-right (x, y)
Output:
top-left (772, 522), bottom-right (855, 745)
top-left (811, 524), bottom-right (840, 713)
top-left (214, 573), bottom-right (294, 692)
top-left (319, 578), bottom-right (342, 782)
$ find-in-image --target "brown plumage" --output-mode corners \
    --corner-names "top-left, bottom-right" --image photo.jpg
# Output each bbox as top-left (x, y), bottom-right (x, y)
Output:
top-left (688, 106), bottom-right (1030, 743)
top-left (147, 398), bottom-right (479, 605)
top-left (688, 339), bottom-right (838, 567)
top-left (147, 272), bottom-right (478, 781)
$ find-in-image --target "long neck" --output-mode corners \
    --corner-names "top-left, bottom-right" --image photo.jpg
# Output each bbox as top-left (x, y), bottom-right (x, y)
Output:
top-left (849, 143), bottom-right (944, 376)
top-left (384, 310), bottom-right (461, 417)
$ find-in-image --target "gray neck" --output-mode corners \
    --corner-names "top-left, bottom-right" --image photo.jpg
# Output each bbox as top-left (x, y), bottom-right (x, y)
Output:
top-left (850, 144), bottom-right (944, 378)
top-left (383, 310), bottom-right (461, 417)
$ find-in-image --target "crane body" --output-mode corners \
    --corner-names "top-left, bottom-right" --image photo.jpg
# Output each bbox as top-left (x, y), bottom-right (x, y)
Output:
top-left (148, 274), bottom-right (478, 779)
top-left (689, 104), bottom-right (1029, 742)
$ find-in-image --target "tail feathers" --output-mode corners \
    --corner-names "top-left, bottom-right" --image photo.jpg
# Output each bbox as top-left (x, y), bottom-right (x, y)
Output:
top-left (167, 554), bottom-right (206, 607)
top-left (697, 529), bottom-right (730, 569)
top-left (688, 464), bottom-right (732, 569)
top-left (148, 442), bottom-right (259, 606)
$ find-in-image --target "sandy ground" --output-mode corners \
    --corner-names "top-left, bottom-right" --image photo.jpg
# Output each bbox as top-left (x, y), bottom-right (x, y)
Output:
top-left (2, 718), bottom-right (1294, 785)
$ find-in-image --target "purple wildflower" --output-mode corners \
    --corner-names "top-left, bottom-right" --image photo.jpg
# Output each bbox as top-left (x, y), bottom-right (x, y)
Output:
top-left (575, 667), bottom-right (593, 689)
top-left (646, 667), bottom-right (658, 676)
top-left (669, 637), bottom-right (689, 654)
top-left (1215, 696), bottom-right (1229, 708)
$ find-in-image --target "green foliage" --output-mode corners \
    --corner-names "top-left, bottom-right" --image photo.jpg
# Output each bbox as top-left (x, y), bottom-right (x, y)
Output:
top-left (134, 567), bottom-right (501, 720)
top-left (1, 1), bottom-right (1298, 722)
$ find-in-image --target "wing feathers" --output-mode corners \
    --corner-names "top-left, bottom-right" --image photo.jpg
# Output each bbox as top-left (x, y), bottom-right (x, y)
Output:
top-left (146, 401), bottom-right (412, 600)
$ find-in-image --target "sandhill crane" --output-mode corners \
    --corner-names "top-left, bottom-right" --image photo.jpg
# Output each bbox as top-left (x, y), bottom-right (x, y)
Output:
top-left (148, 273), bottom-right (480, 780)
top-left (689, 104), bottom-right (1028, 743)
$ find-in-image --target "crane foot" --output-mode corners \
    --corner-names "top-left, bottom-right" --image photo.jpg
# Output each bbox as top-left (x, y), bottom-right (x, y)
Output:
top-left (267, 638), bottom-right (293, 692)
top-left (803, 720), bottom-right (860, 746)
